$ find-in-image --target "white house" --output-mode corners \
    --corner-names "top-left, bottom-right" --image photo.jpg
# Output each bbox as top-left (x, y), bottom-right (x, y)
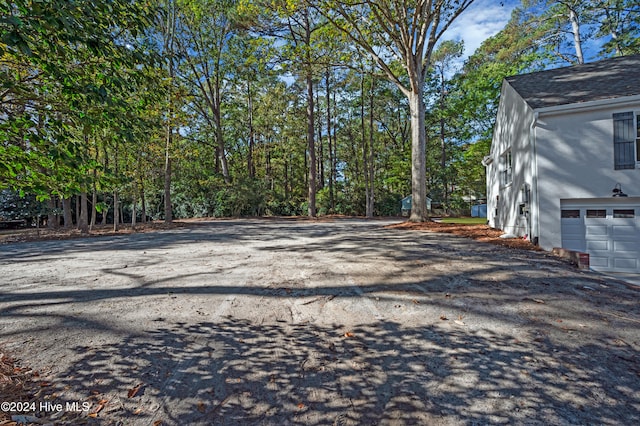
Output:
top-left (484, 55), bottom-right (640, 273)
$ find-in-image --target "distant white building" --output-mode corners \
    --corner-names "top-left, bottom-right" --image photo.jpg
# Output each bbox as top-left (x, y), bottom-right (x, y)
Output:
top-left (484, 55), bottom-right (640, 273)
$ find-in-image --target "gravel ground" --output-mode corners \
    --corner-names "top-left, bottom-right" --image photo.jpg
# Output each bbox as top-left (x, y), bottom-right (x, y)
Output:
top-left (0, 218), bottom-right (639, 425)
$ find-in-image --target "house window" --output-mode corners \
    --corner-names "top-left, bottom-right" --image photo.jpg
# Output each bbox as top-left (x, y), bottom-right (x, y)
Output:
top-left (613, 209), bottom-right (634, 218)
top-left (519, 203), bottom-right (526, 215)
top-left (586, 209), bottom-right (606, 218)
top-left (561, 209), bottom-right (580, 218)
top-left (501, 149), bottom-right (512, 186)
top-left (613, 112), bottom-right (635, 169)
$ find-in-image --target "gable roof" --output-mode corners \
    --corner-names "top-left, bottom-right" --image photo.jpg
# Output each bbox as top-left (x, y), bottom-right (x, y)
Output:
top-left (505, 54), bottom-right (640, 110)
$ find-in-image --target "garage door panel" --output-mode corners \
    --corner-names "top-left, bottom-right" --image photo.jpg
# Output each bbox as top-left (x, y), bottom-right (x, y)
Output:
top-left (585, 225), bottom-right (608, 236)
top-left (589, 256), bottom-right (611, 268)
top-left (587, 240), bottom-right (609, 251)
top-left (614, 258), bottom-right (638, 269)
top-left (561, 222), bottom-right (583, 235)
top-left (613, 240), bottom-right (638, 252)
top-left (612, 225), bottom-right (636, 237)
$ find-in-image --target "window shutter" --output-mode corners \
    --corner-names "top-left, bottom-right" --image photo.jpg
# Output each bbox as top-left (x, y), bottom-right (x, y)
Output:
top-left (613, 112), bottom-right (635, 170)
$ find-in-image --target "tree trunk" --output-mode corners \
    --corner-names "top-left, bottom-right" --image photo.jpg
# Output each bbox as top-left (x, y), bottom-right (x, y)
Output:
top-left (47, 196), bottom-right (58, 229)
top-left (284, 159), bottom-right (290, 201)
top-left (247, 80), bottom-right (255, 179)
top-left (140, 178), bottom-right (147, 224)
top-left (306, 72), bottom-right (316, 217)
top-left (305, 9), bottom-right (316, 218)
top-left (361, 70), bottom-right (372, 217)
top-left (164, 0), bottom-right (175, 224)
top-left (79, 192), bottom-right (89, 233)
top-left (131, 193), bottom-right (137, 230)
top-left (367, 73), bottom-right (375, 218)
top-left (214, 146), bottom-right (220, 174)
top-left (266, 142), bottom-right (272, 187)
top-left (75, 194), bottom-right (81, 228)
top-left (326, 69), bottom-right (335, 212)
top-left (113, 190), bottom-right (119, 231)
top-left (163, 64), bottom-right (173, 223)
top-left (214, 76), bottom-right (230, 183)
top-left (317, 89), bottom-right (324, 190)
top-left (164, 129), bottom-right (173, 223)
top-left (409, 90), bottom-right (428, 222)
top-left (62, 197), bottom-right (73, 229)
top-left (440, 113), bottom-right (447, 214)
top-left (90, 190), bottom-right (97, 230)
top-left (569, 8), bottom-right (584, 64)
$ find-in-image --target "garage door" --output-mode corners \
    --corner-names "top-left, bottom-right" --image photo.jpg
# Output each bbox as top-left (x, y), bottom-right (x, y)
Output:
top-left (561, 204), bottom-right (640, 273)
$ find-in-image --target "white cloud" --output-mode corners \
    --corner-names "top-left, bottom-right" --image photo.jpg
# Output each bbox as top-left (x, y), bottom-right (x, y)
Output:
top-left (444, 0), bottom-right (518, 59)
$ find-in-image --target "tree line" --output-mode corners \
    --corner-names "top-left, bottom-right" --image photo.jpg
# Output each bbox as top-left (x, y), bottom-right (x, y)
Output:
top-left (1, 0), bottom-right (638, 230)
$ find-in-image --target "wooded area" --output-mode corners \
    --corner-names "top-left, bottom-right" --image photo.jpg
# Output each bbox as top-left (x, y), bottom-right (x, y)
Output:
top-left (1, 0), bottom-right (639, 229)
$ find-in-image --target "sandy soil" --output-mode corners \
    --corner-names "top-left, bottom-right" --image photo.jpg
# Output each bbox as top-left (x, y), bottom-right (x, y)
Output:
top-left (1, 218), bottom-right (639, 425)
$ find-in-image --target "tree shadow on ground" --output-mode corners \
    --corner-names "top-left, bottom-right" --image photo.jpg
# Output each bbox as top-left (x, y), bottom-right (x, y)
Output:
top-left (44, 317), bottom-right (639, 425)
top-left (1, 219), bottom-right (639, 424)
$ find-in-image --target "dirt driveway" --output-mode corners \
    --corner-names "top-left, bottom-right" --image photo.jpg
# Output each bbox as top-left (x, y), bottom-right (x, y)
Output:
top-left (1, 218), bottom-right (639, 425)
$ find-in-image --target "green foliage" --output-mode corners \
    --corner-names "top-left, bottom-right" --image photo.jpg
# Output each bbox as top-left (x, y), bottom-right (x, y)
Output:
top-left (0, 190), bottom-right (47, 224)
top-left (2, 0), bottom-right (634, 226)
top-left (1, 0), bottom-right (160, 203)
top-left (375, 191), bottom-right (402, 216)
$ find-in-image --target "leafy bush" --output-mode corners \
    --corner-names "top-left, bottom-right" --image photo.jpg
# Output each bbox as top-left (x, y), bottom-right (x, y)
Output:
top-left (0, 190), bottom-right (48, 225)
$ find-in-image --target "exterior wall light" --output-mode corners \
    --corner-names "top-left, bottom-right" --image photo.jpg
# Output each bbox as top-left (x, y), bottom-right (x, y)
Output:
top-left (612, 183), bottom-right (628, 197)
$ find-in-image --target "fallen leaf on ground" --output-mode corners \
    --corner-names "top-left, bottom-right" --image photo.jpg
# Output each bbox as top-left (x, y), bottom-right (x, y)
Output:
top-left (385, 221), bottom-right (541, 251)
top-left (297, 403), bottom-right (305, 409)
top-left (454, 320), bottom-right (466, 326)
top-left (92, 400), bottom-right (107, 414)
top-left (128, 383), bottom-right (143, 398)
top-left (344, 332), bottom-right (355, 338)
top-left (197, 402), bottom-right (206, 413)
top-left (440, 315), bottom-right (448, 320)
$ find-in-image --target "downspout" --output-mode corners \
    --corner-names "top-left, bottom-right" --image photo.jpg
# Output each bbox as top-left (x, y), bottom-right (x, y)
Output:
top-left (530, 112), bottom-right (540, 245)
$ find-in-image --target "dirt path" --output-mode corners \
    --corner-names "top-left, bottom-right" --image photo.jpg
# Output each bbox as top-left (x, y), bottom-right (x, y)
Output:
top-left (1, 218), bottom-right (639, 425)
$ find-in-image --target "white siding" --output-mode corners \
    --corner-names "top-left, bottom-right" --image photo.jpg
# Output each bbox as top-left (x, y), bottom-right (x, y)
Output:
top-left (534, 104), bottom-right (640, 250)
top-left (486, 81), bottom-right (535, 239)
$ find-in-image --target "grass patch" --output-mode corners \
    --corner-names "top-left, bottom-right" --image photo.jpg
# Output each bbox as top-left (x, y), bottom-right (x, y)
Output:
top-left (439, 217), bottom-right (487, 225)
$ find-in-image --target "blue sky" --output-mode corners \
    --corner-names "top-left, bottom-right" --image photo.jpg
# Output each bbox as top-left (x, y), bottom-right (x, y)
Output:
top-left (447, 0), bottom-right (519, 61)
